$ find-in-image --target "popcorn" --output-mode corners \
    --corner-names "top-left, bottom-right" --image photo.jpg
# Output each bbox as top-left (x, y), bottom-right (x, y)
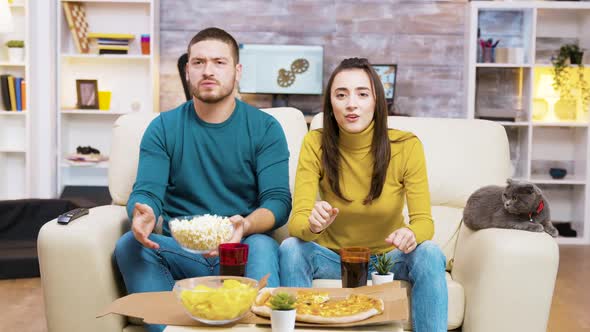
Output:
top-left (170, 214), bottom-right (233, 252)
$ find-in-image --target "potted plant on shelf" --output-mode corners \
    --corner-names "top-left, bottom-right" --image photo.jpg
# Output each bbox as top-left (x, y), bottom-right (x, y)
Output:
top-left (551, 43), bottom-right (590, 112)
top-left (371, 253), bottom-right (396, 285)
top-left (5, 40), bottom-right (24, 63)
top-left (269, 292), bottom-right (296, 332)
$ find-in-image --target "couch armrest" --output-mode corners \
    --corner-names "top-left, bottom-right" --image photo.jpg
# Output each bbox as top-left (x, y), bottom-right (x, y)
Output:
top-left (38, 205), bottom-right (129, 332)
top-left (451, 225), bottom-right (559, 332)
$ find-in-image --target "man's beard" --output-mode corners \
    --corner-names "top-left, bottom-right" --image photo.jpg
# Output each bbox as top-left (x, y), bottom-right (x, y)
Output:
top-left (189, 77), bottom-right (235, 104)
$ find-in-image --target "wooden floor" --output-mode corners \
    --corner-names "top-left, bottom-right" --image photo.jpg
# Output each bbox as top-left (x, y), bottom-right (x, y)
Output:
top-left (0, 245), bottom-right (589, 332)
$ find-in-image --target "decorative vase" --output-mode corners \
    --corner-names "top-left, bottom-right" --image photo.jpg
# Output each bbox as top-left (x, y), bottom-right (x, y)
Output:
top-left (371, 271), bottom-right (394, 285)
top-left (570, 51), bottom-right (584, 65)
top-left (7, 47), bottom-right (24, 63)
top-left (271, 309), bottom-right (296, 332)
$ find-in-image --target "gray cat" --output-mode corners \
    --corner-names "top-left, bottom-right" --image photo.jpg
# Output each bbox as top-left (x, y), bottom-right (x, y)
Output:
top-left (463, 179), bottom-right (558, 237)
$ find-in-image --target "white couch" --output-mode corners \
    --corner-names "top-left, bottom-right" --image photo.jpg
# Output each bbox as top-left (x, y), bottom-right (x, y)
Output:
top-left (38, 107), bottom-right (559, 332)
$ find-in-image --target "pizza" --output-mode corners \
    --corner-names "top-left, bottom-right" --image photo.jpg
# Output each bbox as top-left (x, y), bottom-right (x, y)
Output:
top-left (251, 289), bottom-right (384, 324)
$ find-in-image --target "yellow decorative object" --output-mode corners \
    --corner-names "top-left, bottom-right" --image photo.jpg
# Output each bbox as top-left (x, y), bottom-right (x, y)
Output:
top-left (536, 74), bottom-right (561, 122)
top-left (98, 91), bottom-right (111, 111)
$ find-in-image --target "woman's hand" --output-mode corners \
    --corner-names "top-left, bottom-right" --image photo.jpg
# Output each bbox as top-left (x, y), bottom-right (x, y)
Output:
top-left (309, 201), bottom-right (339, 234)
top-left (386, 227), bottom-right (417, 254)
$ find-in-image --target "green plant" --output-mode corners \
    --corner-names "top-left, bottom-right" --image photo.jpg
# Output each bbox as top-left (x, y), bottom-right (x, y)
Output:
top-left (371, 254), bottom-right (395, 276)
top-left (5, 40), bottom-right (24, 48)
top-left (551, 43), bottom-right (590, 109)
top-left (269, 292), bottom-right (296, 311)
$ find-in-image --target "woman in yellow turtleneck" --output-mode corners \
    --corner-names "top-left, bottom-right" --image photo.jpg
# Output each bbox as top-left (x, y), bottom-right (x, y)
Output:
top-left (279, 58), bottom-right (448, 331)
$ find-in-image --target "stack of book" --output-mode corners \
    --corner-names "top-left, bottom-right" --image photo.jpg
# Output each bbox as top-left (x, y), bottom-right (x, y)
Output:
top-left (87, 33), bottom-right (135, 55)
top-left (0, 75), bottom-right (26, 112)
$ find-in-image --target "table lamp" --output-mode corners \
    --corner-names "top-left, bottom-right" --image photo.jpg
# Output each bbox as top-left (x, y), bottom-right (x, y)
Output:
top-left (537, 74), bottom-right (561, 122)
top-left (0, 0), bottom-right (14, 33)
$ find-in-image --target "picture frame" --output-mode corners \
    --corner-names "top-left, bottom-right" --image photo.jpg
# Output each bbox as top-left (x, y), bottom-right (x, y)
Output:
top-left (371, 64), bottom-right (397, 111)
top-left (76, 79), bottom-right (99, 109)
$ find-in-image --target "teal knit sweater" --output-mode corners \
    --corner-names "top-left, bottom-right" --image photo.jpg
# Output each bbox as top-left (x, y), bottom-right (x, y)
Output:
top-left (127, 99), bottom-right (292, 235)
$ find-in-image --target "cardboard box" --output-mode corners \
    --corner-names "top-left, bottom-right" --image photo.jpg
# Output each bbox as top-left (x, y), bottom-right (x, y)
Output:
top-left (98, 281), bottom-right (408, 328)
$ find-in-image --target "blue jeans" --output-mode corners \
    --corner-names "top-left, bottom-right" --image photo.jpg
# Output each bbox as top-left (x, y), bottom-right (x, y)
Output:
top-left (114, 231), bottom-right (280, 332)
top-left (279, 238), bottom-right (448, 332)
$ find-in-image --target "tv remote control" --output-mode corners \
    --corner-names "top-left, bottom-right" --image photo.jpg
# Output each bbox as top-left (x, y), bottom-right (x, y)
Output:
top-left (57, 207), bottom-right (89, 225)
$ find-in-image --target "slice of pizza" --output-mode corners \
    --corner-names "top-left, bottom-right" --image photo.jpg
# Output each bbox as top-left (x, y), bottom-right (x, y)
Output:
top-left (252, 289), bottom-right (384, 324)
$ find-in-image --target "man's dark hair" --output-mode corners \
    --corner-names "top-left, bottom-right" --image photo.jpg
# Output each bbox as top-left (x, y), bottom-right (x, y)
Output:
top-left (187, 27), bottom-right (239, 64)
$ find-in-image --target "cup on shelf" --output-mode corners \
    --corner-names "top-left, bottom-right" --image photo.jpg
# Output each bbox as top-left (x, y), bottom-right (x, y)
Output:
top-left (141, 34), bottom-right (150, 55)
top-left (482, 46), bottom-right (495, 63)
top-left (98, 91), bottom-right (111, 111)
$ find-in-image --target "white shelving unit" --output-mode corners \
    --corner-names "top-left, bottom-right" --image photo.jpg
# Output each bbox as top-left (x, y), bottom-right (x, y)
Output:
top-left (0, 0), bottom-right (30, 200)
top-left (466, 1), bottom-right (590, 244)
top-left (56, 0), bottom-right (159, 194)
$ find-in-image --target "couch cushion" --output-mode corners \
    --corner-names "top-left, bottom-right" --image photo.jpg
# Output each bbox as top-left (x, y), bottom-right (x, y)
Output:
top-left (109, 112), bottom-right (158, 205)
top-left (260, 108), bottom-right (308, 243)
top-left (312, 272), bottom-right (464, 330)
top-left (403, 206), bottom-right (463, 271)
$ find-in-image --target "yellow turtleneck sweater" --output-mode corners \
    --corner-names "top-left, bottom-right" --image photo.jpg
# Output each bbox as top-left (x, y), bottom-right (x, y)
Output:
top-left (288, 121), bottom-right (434, 254)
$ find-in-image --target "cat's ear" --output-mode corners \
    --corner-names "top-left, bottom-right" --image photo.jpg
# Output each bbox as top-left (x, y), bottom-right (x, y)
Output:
top-left (521, 184), bottom-right (535, 194)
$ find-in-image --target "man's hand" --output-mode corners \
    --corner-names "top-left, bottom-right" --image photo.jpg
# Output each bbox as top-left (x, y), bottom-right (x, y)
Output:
top-left (386, 227), bottom-right (417, 254)
top-left (204, 215), bottom-right (248, 257)
top-left (309, 201), bottom-right (339, 234)
top-left (131, 203), bottom-right (159, 249)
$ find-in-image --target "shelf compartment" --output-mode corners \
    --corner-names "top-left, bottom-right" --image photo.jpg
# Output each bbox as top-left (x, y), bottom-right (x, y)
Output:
top-left (537, 184), bottom-right (586, 242)
top-left (531, 126), bottom-right (588, 180)
top-left (477, 8), bottom-right (534, 65)
top-left (0, 116), bottom-right (26, 150)
top-left (60, 59), bottom-right (152, 114)
top-left (59, 1), bottom-right (151, 56)
top-left (532, 67), bottom-right (590, 123)
top-left (536, 8), bottom-right (590, 66)
top-left (476, 67), bottom-right (531, 122)
top-left (0, 153), bottom-right (26, 199)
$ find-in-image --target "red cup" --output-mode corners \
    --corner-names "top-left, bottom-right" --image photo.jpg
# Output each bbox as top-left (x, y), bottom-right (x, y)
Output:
top-left (218, 243), bottom-right (249, 277)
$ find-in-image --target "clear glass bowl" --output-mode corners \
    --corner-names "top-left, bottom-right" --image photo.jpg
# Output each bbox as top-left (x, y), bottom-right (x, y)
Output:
top-left (173, 276), bottom-right (258, 325)
top-left (169, 214), bottom-right (234, 254)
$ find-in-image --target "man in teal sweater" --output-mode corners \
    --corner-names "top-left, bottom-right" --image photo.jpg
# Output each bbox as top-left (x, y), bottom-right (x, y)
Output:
top-left (114, 28), bottom-right (291, 332)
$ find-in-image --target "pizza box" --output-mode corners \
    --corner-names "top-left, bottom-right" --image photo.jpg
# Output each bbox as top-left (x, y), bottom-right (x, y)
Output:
top-left (98, 280), bottom-right (409, 328)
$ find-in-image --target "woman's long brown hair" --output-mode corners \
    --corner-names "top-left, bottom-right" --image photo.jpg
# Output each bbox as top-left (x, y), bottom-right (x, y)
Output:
top-left (321, 58), bottom-right (391, 205)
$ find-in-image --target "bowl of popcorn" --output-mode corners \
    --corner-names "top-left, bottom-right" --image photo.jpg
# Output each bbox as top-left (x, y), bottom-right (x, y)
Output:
top-left (169, 214), bottom-right (234, 254)
top-left (173, 276), bottom-right (258, 325)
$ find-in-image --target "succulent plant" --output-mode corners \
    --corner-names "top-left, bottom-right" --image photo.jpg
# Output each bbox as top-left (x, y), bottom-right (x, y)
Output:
top-left (269, 292), bottom-right (296, 311)
top-left (6, 40), bottom-right (24, 48)
top-left (371, 254), bottom-right (395, 276)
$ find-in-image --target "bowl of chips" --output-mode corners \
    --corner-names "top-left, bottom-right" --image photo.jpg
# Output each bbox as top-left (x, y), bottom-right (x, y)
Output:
top-left (173, 276), bottom-right (259, 325)
top-left (169, 214), bottom-right (234, 254)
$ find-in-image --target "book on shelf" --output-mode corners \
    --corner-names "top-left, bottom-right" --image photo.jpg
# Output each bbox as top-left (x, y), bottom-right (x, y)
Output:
top-left (99, 49), bottom-right (128, 55)
top-left (0, 75), bottom-right (10, 110)
top-left (87, 33), bottom-right (135, 41)
top-left (20, 79), bottom-right (26, 110)
top-left (7, 76), bottom-right (16, 112)
top-left (0, 75), bottom-right (26, 111)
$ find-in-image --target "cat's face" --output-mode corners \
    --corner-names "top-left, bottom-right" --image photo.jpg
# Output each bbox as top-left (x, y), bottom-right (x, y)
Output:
top-left (502, 181), bottom-right (541, 214)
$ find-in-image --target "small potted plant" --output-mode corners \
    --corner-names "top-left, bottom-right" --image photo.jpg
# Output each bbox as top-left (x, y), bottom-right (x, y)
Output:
top-left (551, 43), bottom-right (590, 111)
top-left (371, 254), bottom-right (396, 285)
top-left (5, 40), bottom-right (24, 63)
top-left (269, 292), bottom-right (296, 332)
